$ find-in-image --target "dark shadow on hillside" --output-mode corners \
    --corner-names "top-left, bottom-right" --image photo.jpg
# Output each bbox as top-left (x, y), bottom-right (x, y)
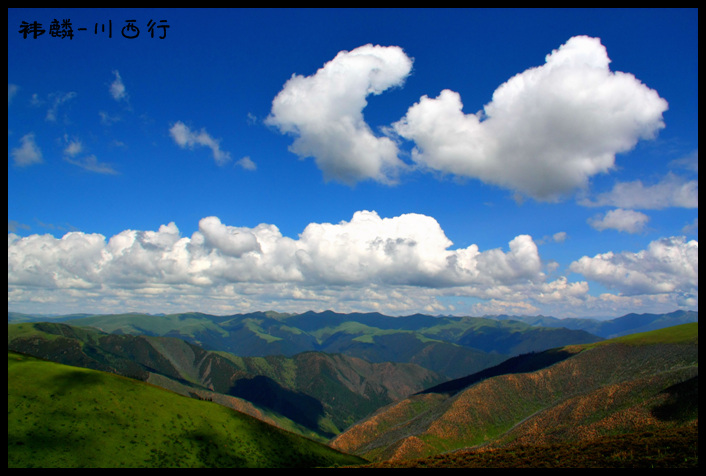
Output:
top-left (227, 376), bottom-right (330, 437)
top-left (182, 430), bottom-right (249, 468)
top-left (48, 369), bottom-right (105, 395)
top-left (417, 348), bottom-right (577, 396)
top-left (651, 375), bottom-right (698, 422)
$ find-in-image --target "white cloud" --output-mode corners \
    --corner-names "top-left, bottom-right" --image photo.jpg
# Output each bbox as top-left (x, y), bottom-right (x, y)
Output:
top-left (169, 121), bottom-right (231, 165)
top-left (198, 216), bottom-right (262, 258)
top-left (537, 231), bottom-right (568, 245)
top-left (267, 44), bottom-right (413, 184)
top-left (581, 173), bottom-right (698, 209)
top-left (570, 236), bottom-right (698, 296)
top-left (10, 133), bottom-right (43, 166)
top-left (552, 232), bottom-right (568, 243)
top-left (588, 208), bottom-right (650, 234)
top-left (669, 149), bottom-right (698, 173)
top-left (46, 91), bottom-right (77, 122)
top-left (7, 211), bottom-right (550, 313)
top-left (109, 70), bottom-right (127, 101)
top-left (99, 111), bottom-right (121, 126)
top-left (60, 135), bottom-right (117, 174)
top-left (8, 220), bottom-right (30, 233)
top-left (236, 156), bottom-right (256, 171)
top-left (682, 218), bottom-right (698, 235)
top-left (393, 36), bottom-right (668, 200)
top-left (64, 154), bottom-right (119, 175)
top-left (8, 212), bottom-right (697, 317)
top-left (8, 83), bottom-right (19, 105)
top-left (63, 138), bottom-right (83, 157)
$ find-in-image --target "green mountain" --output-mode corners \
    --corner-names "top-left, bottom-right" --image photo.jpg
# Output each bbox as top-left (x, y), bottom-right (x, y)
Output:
top-left (8, 322), bottom-right (445, 439)
top-left (331, 323), bottom-right (698, 462)
top-left (8, 351), bottom-right (366, 468)
top-left (19, 310), bottom-right (606, 379)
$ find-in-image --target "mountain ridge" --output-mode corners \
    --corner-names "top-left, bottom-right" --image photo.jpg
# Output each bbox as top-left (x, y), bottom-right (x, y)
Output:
top-left (7, 321), bottom-right (446, 439)
top-left (330, 323), bottom-right (698, 462)
top-left (9, 309), bottom-right (633, 379)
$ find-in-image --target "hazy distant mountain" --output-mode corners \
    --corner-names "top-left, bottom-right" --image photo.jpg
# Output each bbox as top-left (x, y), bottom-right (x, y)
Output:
top-left (488, 310), bottom-right (698, 338)
top-left (18, 310), bottom-right (604, 379)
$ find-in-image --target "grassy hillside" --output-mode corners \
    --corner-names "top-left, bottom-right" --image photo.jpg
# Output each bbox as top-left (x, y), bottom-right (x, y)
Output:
top-left (8, 322), bottom-right (445, 439)
top-left (331, 324), bottom-right (698, 463)
top-left (8, 351), bottom-right (366, 468)
top-left (351, 425), bottom-right (698, 468)
top-left (581, 322), bottom-right (698, 348)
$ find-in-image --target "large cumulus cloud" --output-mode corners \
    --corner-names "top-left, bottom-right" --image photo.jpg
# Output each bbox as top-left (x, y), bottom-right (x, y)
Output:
top-left (393, 36), bottom-right (668, 200)
top-left (267, 37), bottom-right (668, 200)
top-left (266, 44), bottom-right (412, 184)
top-left (7, 212), bottom-right (542, 291)
top-left (7, 212), bottom-right (559, 314)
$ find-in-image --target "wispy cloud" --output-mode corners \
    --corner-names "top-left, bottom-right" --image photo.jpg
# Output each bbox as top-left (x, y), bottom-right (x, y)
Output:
top-left (10, 133), bottom-right (43, 166)
top-left (8, 83), bottom-right (19, 105)
top-left (169, 121), bottom-right (231, 165)
top-left (236, 156), bottom-right (256, 171)
top-left (8, 220), bottom-right (30, 233)
top-left (581, 173), bottom-right (698, 209)
top-left (61, 135), bottom-right (118, 174)
top-left (64, 154), bottom-right (119, 175)
top-left (109, 70), bottom-right (128, 102)
top-left (45, 91), bottom-right (77, 122)
top-left (63, 136), bottom-right (83, 157)
top-left (669, 149), bottom-right (698, 173)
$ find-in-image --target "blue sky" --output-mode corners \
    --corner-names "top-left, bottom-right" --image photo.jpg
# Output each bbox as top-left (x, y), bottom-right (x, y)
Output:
top-left (8, 8), bottom-right (698, 318)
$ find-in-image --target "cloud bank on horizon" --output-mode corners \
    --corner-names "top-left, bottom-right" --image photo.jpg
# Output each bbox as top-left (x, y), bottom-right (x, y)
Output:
top-left (7, 27), bottom-right (698, 318)
top-left (8, 209), bottom-right (697, 317)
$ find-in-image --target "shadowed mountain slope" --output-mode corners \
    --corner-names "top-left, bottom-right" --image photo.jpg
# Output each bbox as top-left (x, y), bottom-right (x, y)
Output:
top-left (331, 323), bottom-right (698, 462)
top-left (8, 322), bottom-right (445, 439)
top-left (8, 351), bottom-right (366, 468)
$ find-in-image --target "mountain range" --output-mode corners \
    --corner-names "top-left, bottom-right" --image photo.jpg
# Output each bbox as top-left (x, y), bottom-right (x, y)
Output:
top-left (485, 309), bottom-right (698, 338)
top-left (8, 309), bottom-right (664, 379)
top-left (7, 309), bottom-right (698, 467)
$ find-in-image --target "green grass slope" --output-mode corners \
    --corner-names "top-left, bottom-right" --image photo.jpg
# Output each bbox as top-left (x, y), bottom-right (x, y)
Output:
top-left (581, 322), bottom-right (698, 348)
top-left (8, 351), bottom-right (366, 468)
